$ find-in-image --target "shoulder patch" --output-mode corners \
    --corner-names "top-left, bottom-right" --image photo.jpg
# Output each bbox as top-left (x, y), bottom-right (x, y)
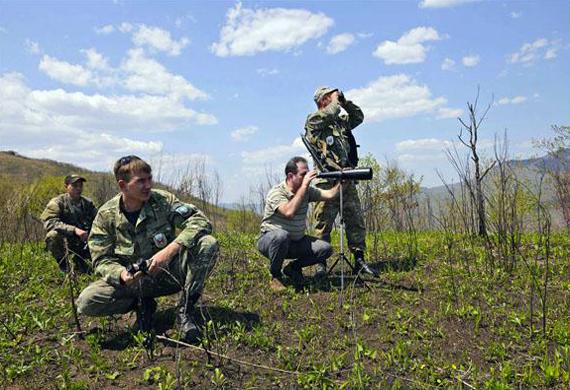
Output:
top-left (174, 205), bottom-right (191, 217)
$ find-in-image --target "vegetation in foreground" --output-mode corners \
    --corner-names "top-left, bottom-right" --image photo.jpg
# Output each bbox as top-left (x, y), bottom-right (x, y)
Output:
top-left (1, 230), bottom-right (569, 389)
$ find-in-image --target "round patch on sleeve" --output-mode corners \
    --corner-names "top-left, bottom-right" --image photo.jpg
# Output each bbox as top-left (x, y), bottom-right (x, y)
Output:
top-left (175, 205), bottom-right (190, 217)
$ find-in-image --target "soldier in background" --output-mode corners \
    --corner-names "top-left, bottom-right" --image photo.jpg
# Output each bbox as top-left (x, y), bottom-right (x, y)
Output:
top-left (304, 86), bottom-right (377, 277)
top-left (41, 174), bottom-right (97, 274)
top-left (76, 155), bottom-right (219, 342)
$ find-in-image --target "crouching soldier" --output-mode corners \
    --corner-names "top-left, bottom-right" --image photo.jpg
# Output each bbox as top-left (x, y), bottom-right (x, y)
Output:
top-left (76, 155), bottom-right (219, 342)
top-left (41, 174), bottom-right (97, 273)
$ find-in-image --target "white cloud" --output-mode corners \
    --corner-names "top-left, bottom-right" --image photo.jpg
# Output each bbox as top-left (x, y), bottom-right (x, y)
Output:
top-left (132, 24), bottom-right (190, 56)
top-left (437, 107), bottom-right (463, 118)
top-left (419, 0), bottom-right (478, 8)
top-left (508, 38), bottom-right (558, 65)
top-left (510, 11), bottom-right (522, 19)
top-left (256, 68), bottom-right (279, 77)
top-left (0, 72), bottom-right (216, 140)
top-left (441, 57), bottom-right (455, 71)
top-left (462, 54), bottom-right (480, 67)
top-left (121, 48), bottom-right (208, 100)
top-left (346, 74), bottom-right (461, 122)
top-left (231, 126), bottom-right (259, 141)
top-left (497, 96), bottom-right (527, 105)
top-left (82, 48), bottom-right (110, 70)
top-left (396, 138), bottom-right (452, 152)
top-left (95, 24), bottom-right (115, 35)
top-left (39, 55), bottom-right (93, 86)
top-left (326, 33), bottom-right (355, 54)
top-left (25, 39), bottom-right (41, 55)
top-left (0, 73), bottom-right (166, 171)
top-left (118, 22), bottom-right (133, 33)
top-left (211, 3), bottom-right (333, 57)
top-left (241, 137), bottom-right (306, 170)
top-left (373, 26), bottom-right (441, 64)
top-left (544, 47), bottom-right (558, 60)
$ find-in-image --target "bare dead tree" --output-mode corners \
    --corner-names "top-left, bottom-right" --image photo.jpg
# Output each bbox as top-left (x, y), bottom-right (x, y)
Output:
top-left (456, 88), bottom-right (496, 238)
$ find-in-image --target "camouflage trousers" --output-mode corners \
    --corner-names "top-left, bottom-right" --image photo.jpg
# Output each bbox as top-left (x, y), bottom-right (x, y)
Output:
top-left (313, 180), bottom-right (366, 252)
top-left (45, 230), bottom-right (91, 273)
top-left (76, 235), bottom-right (219, 317)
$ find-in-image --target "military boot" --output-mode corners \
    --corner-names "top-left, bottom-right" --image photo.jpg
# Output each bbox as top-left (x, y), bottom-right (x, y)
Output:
top-left (353, 250), bottom-right (378, 277)
top-left (176, 293), bottom-right (201, 343)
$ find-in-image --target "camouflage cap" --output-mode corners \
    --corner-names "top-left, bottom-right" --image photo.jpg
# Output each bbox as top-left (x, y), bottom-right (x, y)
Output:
top-left (313, 86), bottom-right (338, 104)
top-left (64, 174), bottom-right (86, 185)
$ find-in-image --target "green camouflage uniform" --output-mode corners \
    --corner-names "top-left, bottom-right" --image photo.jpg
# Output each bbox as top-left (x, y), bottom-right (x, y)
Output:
top-left (40, 193), bottom-right (97, 272)
top-left (76, 189), bottom-right (218, 317)
top-left (304, 99), bottom-right (367, 252)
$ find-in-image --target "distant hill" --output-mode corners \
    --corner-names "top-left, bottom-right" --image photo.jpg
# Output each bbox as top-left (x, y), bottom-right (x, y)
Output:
top-left (423, 149), bottom-right (570, 200)
top-left (0, 150), bottom-right (243, 230)
top-left (0, 150), bottom-right (93, 183)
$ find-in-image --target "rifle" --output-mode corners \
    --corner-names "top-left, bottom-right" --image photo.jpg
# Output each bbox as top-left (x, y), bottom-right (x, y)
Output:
top-left (300, 133), bottom-right (329, 172)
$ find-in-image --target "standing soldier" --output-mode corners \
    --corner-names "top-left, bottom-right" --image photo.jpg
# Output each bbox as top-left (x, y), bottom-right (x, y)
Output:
top-left (76, 155), bottom-right (219, 342)
top-left (304, 86), bottom-right (377, 277)
top-left (41, 174), bottom-right (97, 274)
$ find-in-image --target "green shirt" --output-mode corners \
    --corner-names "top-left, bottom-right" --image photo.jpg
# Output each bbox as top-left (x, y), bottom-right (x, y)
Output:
top-left (41, 193), bottom-right (97, 236)
top-left (88, 189), bottom-right (212, 287)
top-left (260, 182), bottom-right (321, 241)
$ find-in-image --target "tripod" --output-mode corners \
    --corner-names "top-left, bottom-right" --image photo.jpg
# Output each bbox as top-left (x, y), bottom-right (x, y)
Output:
top-left (326, 181), bottom-right (371, 291)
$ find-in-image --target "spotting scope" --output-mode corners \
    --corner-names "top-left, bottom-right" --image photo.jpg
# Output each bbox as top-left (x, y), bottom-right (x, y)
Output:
top-left (317, 167), bottom-right (373, 180)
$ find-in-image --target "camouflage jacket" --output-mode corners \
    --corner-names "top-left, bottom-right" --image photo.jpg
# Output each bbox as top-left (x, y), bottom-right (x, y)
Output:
top-left (41, 193), bottom-right (97, 237)
top-left (88, 189), bottom-right (212, 287)
top-left (304, 99), bottom-right (364, 171)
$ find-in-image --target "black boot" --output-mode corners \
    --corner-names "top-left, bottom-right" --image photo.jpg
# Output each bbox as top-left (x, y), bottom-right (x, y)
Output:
top-left (353, 250), bottom-right (378, 277)
top-left (176, 294), bottom-right (201, 343)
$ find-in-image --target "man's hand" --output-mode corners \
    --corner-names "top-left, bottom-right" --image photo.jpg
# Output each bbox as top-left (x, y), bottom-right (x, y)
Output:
top-left (148, 241), bottom-right (182, 276)
top-left (120, 269), bottom-right (144, 286)
top-left (302, 170), bottom-right (318, 188)
top-left (74, 227), bottom-right (88, 242)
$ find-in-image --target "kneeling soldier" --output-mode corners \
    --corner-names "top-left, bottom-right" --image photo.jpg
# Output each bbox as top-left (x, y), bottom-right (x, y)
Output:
top-left (41, 174), bottom-right (97, 274)
top-left (77, 155), bottom-right (219, 342)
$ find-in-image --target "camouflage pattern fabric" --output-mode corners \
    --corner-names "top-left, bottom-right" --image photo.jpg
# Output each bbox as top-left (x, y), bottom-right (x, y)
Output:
top-left (304, 98), bottom-right (366, 252)
top-left (41, 193), bottom-right (97, 271)
top-left (77, 189), bottom-right (218, 316)
top-left (77, 235), bottom-right (218, 316)
top-left (41, 193), bottom-right (97, 237)
top-left (313, 180), bottom-right (366, 252)
top-left (304, 99), bottom-right (364, 171)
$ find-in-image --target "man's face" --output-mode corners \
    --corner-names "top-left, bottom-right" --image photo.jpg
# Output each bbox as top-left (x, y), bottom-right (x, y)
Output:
top-left (289, 162), bottom-right (309, 193)
top-left (65, 181), bottom-right (83, 199)
top-left (121, 171), bottom-right (153, 203)
top-left (319, 90), bottom-right (337, 109)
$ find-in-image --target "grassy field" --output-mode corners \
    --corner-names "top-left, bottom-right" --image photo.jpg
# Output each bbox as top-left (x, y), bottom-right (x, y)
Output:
top-left (1, 231), bottom-right (569, 389)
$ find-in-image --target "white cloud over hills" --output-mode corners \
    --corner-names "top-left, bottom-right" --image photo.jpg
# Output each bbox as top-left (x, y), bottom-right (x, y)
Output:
top-left (211, 3), bottom-right (333, 57)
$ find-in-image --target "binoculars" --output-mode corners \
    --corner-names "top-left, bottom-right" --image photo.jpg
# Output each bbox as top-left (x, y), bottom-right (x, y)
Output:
top-left (317, 167), bottom-right (373, 180)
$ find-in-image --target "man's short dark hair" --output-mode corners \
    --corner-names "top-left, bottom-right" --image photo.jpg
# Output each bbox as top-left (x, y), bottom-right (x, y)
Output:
top-left (113, 155), bottom-right (152, 182)
top-left (285, 156), bottom-right (308, 177)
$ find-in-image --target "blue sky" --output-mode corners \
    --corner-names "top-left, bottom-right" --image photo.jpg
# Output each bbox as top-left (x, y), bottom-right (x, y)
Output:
top-left (1, 0), bottom-right (569, 202)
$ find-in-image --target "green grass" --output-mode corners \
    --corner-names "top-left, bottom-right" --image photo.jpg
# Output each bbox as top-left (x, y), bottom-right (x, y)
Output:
top-left (1, 231), bottom-right (569, 389)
